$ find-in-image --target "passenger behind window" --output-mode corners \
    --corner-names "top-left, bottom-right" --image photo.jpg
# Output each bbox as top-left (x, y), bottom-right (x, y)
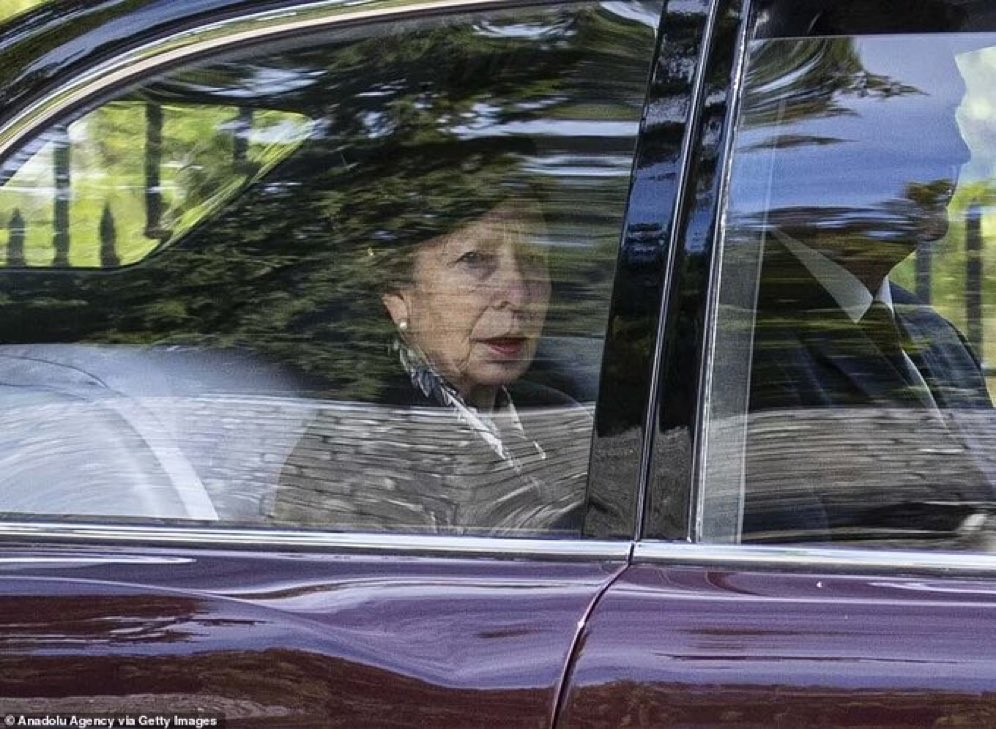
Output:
top-left (274, 153), bottom-right (588, 535)
top-left (733, 36), bottom-right (996, 544)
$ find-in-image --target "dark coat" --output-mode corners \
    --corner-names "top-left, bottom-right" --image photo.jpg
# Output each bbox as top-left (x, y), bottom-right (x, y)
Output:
top-left (742, 247), bottom-right (995, 544)
top-left (273, 374), bottom-right (590, 535)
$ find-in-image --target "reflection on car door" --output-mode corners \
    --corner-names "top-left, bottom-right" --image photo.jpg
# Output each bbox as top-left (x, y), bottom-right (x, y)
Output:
top-left (557, 563), bottom-right (996, 728)
top-left (0, 543), bottom-right (627, 726)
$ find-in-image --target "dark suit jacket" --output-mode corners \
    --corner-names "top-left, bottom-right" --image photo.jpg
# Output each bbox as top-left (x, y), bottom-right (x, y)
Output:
top-left (744, 246), bottom-right (994, 543)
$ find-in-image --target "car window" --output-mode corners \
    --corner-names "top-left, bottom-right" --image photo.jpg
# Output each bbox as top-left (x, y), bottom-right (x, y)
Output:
top-left (0, 103), bottom-right (312, 268)
top-left (699, 26), bottom-right (996, 549)
top-left (0, 1), bottom-right (662, 537)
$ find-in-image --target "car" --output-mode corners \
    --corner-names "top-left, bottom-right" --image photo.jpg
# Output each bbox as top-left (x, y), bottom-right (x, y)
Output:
top-left (1, 0), bottom-right (996, 726)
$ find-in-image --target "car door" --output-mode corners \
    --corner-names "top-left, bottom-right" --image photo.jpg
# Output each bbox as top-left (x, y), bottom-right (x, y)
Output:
top-left (0, 0), bottom-right (679, 726)
top-left (558, 0), bottom-right (996, 727)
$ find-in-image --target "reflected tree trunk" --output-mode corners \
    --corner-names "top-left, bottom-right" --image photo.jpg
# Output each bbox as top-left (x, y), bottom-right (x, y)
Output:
top-left (915, 243), bottom-right (932, 304)
top-left (145, 103), bottom-right (164, 241)
top-left (53, 126), bottom-right (71, 267)
top-left (233, 107), bottom-right (253, 168)
top-left (966, 200), bottom-right (983, 357)
top-left (7, 208), bottom-right (25, 267)
top-left (100, 203), bottom-right (119, 268)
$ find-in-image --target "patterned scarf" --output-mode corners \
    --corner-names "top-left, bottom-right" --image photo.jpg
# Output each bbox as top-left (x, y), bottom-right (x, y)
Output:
top-left (395, 338), bottom-right (544, 471)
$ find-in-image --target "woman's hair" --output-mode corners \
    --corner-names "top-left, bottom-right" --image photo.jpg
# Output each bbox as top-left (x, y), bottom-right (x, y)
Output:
top-left (372, 189), bottom-right (548, 297)
top-left (278, 142), bottom-right (544, 399)
top-left (330, 143), bottom-right (541, 294)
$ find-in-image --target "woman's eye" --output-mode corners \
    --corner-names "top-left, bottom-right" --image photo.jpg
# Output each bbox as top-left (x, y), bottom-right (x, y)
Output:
top-left (456, 251), bottom-right (493, 267)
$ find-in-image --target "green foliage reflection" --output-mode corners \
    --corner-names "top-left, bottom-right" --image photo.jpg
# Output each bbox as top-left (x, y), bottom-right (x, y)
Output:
top-left (0, 0), bottom-right (48, 26)
top-left (0, 3), bottom-right (662, 403)
top-left (0, 102), bottom-right (311, 268)
top-left (892, 43), bottom-right (996, 392)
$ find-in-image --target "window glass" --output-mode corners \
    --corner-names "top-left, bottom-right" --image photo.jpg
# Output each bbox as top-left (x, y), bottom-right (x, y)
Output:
top-left (703, 30), bottom-right (996, 549)
top-left (0, 103), bottom-right (312, 267)
top-left (0, 2), bottom-right (662, 536)
top-left (0, 0), bottom-right (48, 26)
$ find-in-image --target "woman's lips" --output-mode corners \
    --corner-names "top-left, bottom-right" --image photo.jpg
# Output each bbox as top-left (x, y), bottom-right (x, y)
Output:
top-left (480, 337), bottom-right (527, 359)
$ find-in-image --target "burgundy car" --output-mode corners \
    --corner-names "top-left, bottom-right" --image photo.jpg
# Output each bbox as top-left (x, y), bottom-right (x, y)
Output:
top-left (1, 0), bottom-right (996, 726)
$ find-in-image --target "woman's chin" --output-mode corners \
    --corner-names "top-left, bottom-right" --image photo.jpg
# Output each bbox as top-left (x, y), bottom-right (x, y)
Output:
top-left (466, 361), bottom-right (532, 389)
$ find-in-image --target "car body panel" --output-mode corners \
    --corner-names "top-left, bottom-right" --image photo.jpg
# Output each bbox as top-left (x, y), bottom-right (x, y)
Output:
top-left (586, 0), bottom-right (714, 540)
top-left (557, 562), bottom-right (996, 728)
top-left (0, 545), bottom-right (624, 726)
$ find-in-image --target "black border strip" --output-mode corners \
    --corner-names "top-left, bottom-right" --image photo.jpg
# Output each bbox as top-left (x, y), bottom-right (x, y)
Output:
top-left (584, 0), bottom-right (716, 540)
top-left (642, 0), bottom-right (749, 540)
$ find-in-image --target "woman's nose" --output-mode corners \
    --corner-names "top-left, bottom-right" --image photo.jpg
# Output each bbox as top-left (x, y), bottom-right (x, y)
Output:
top-left (492, 253), bottom-right (538, 309)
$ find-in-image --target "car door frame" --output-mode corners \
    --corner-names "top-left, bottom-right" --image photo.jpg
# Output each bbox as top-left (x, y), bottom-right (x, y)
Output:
top-left (552, 0), bottom-right (996, 726)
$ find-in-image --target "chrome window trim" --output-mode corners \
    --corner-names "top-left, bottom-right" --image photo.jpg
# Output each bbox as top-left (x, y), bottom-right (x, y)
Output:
top-left (0, 521), bottom-right (632, 560)
top-left (634, 541), bottom-right (996, 575)
top-left (0, 0), bottom-right (552, 160)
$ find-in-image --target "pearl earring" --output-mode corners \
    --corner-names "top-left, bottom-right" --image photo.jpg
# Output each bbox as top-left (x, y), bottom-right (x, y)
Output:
top-left (398, 319), bottom-right (409, 332)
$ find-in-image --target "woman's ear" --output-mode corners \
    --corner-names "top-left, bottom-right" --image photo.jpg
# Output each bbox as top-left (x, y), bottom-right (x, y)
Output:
top-left (382, 292), bottom-right (410, 328)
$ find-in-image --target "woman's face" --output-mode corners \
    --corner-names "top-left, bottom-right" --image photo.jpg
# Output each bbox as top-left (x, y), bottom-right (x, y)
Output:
top-left (383, 203), bottom-right (551, 405)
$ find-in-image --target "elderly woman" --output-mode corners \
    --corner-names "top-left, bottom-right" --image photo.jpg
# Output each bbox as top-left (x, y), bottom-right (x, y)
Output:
top-left (273, 167), bottom-right (589, 536)
top-left (381, 199), bottom-right (552, 409)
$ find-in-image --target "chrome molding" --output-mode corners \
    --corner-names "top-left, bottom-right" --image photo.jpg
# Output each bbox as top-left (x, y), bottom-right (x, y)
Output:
top-left (634, 541), bottom-right (996, 575)
top-left (0, 0), bottom-right (541, 160)
top-left (0, 521), bottom-right (632, 560)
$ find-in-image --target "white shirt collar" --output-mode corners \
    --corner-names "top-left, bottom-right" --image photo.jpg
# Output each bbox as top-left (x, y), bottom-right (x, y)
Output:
top-left (772, 228), bottom-right (891, 323)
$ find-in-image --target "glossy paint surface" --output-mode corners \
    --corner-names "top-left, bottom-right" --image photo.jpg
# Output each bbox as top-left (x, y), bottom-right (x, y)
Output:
top-left (644, 0), bottom-right (745, 540)
top-left (586, 0), bottom-right (712, 540)
top-left (0, 544), bottom-right (623, 726)
top-left (557, 563), bottom-right (996, 728)
top-left (0, 0), bottom-right (278, 118)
